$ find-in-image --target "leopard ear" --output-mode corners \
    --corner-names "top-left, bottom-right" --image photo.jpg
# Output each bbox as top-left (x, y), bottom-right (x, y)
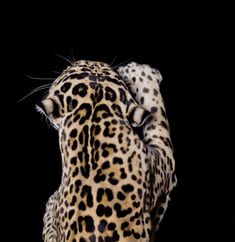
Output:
top-left (127, 103), bottom-right (150, 127)
top-left (36, 98), bottom-right (60, 118)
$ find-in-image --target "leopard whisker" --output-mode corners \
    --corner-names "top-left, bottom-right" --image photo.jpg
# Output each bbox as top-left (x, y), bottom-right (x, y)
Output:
top-left (54, 53), bottom-right (74, 66)
top-left (26, 75), bottom-right (55, 81)
top-left (18, 84), bottom-right (51, 102)
top-left (35, 105), bottom-right (52, 129)
top-left (52, 70), bottom-right (62, 75)
top-left (110, 54), bottom-right (119, 67)
top-left (70, 47), bottom-right (76, 63)
top-left (112, 57), bottom-right (134, 70)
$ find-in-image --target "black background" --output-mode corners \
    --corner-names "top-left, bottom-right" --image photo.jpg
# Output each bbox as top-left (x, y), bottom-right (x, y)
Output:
top-left (1, 2), bottom-right (234, 242)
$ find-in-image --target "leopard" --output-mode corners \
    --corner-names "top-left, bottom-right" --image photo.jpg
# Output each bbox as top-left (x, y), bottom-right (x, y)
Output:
top-left (36, 60), bottom-right (176, 242)
top-left (117, 62), bottom-right (177, 233)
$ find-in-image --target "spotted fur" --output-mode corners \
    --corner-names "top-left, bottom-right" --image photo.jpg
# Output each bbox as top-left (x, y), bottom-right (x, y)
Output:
top-left (37, 60), bottom-right (176, 242)
top-left (118, 62), bottom-right (177, 232)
